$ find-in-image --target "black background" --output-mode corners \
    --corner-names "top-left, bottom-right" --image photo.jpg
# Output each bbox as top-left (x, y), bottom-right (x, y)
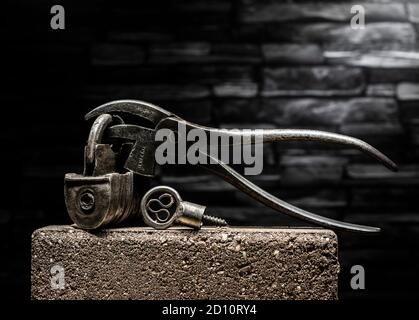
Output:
top-left (2, 0), bottom-right (419, 300)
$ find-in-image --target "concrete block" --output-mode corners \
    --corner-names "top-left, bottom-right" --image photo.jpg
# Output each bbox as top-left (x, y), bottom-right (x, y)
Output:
top-left (268, 23), bottom-right (415, 51)
top-left (262, 44), bottom-right (324, 65)
top-left (239, 2), bottom-right (407, 23)
top-left (31, 226), bottom-right (339, 300)
top-left (90, 43), bottom-right (145, 66)
top-left (262, 67), bottom-right (365, 97)
top-left (258, 98), bottom-right (399, 127)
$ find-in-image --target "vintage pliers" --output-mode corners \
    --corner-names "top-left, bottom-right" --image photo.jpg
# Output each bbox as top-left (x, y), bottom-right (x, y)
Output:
top-left (84, 99), bottom-right (398, 233)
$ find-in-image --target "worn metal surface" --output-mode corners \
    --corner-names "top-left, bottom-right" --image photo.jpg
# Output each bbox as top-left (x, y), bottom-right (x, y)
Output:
top-left (64, 172), bottom-right (140, 229)
top-left (74, 99), bottom-right (398, 232)
top-left (31, 226), bottom-right (339, 300)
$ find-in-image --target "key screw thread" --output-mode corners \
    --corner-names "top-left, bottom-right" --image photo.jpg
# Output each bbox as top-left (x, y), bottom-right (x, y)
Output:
top-left (202, 215), bottom-right (228, 226)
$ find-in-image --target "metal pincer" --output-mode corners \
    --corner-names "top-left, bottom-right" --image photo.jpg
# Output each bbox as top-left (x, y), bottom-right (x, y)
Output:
top-left (80, 99), bottom-right (398, 233)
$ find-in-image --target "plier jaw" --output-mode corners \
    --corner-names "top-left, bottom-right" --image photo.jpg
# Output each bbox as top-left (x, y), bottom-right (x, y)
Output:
top-left (85, 99), bottom-right (175, 125)
top-left (83, 99), bottom-right (398, 233)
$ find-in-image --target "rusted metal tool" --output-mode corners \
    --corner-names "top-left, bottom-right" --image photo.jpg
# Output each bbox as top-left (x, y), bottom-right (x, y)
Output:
top-left (65, 99), bottom-right (397, 232)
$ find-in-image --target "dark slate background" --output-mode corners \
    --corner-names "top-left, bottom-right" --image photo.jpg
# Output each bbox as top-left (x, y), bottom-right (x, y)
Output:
top-left (2, 0), bottom-right (419, 300)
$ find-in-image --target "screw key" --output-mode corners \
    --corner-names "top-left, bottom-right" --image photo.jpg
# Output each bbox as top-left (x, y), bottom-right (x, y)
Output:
top-left (141, 186), bottom-right (227, 229)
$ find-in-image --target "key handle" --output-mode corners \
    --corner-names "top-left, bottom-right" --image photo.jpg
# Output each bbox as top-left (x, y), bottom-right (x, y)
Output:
top-left (141, 186), bottom-right (182, 229)
top-left (141, 186), bottom-right (207, 229)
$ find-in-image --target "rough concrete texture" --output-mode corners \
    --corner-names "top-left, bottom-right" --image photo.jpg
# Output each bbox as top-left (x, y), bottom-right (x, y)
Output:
top-left (31, 226), bottom-right (339, 300)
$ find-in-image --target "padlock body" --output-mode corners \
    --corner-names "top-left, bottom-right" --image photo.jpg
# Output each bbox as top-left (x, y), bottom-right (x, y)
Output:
top-left (64, 172), bottom-right (139, 229)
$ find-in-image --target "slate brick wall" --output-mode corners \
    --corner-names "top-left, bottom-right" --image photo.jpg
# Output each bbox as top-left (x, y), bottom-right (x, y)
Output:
top-left (3, 0), bottom-right (419, 300)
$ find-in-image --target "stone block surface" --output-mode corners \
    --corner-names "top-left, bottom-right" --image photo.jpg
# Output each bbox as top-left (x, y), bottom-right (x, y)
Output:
top-left (31, 226), bottom-right (339, 300)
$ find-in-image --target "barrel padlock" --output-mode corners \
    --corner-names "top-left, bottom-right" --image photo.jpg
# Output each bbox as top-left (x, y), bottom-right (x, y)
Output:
top-left (64, 114), bottom-right (141, 229)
